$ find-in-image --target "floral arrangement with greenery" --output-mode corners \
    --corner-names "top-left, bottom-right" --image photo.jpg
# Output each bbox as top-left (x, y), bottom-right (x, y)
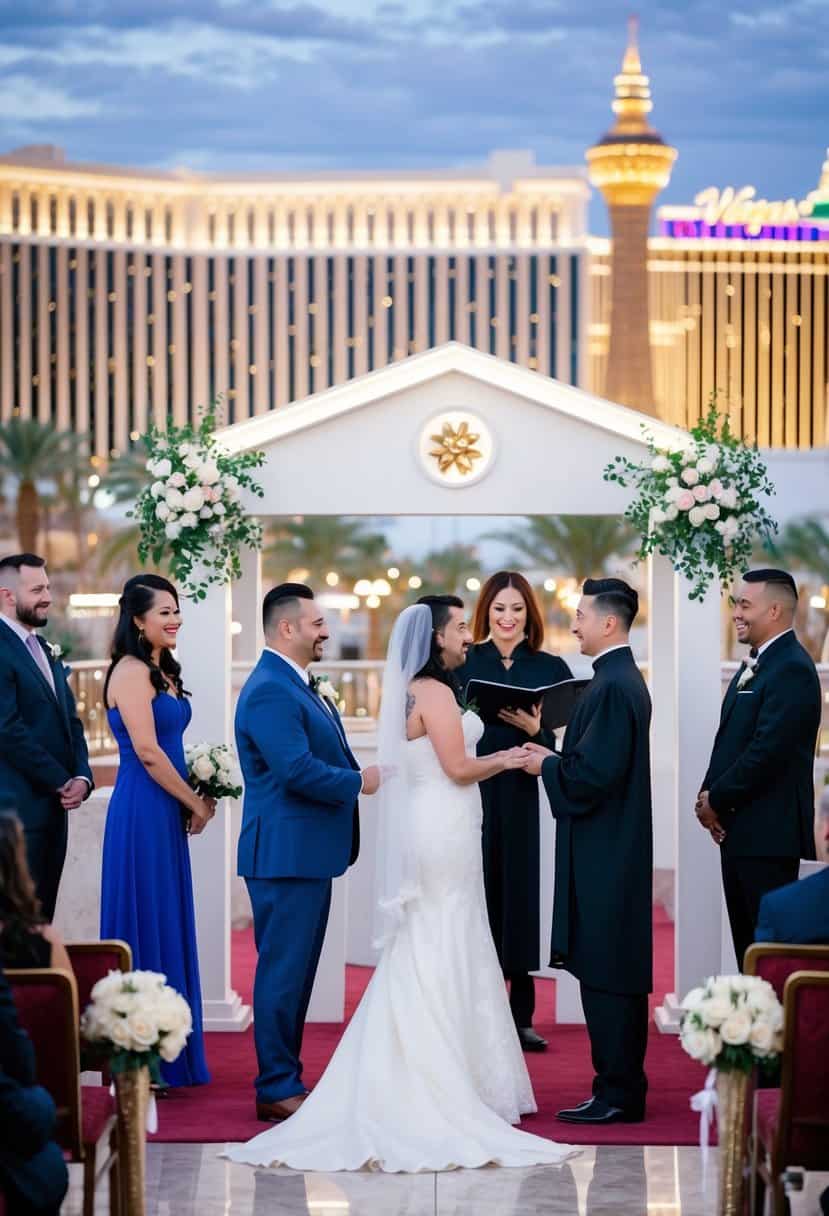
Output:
top-left (603, 403), bottom-right (777, 601)
top-left (81, 970), bottom-right (191, 1078)
top-left (130, 406), bottom-right (265, 600)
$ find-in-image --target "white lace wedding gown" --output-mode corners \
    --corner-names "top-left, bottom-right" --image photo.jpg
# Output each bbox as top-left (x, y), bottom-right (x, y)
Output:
top-left (225, 712), bottom-right (576, 1173)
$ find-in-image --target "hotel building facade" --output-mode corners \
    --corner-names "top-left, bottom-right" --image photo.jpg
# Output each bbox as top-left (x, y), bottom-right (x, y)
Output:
top-left (1, 144), bottom-right (827, 457)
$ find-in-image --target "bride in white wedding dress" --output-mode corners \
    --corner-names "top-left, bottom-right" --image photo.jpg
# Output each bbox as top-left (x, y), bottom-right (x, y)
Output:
top-left (225, 600), bottom-right (576, 1173)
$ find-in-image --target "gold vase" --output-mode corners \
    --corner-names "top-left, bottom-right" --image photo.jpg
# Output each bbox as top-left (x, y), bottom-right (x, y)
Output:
top-left (716, 1068), bottom-right (749, 1216)
top-left (114, 1066), bottom-right (150, 1216)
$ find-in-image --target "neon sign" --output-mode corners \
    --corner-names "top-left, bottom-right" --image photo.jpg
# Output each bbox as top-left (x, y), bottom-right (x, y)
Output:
top-left (658, 185), bottom-right (829, 242)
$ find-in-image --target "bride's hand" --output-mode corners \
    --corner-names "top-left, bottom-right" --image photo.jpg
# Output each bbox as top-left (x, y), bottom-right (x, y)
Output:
top-left (499, 747), bottom-right (532, 771)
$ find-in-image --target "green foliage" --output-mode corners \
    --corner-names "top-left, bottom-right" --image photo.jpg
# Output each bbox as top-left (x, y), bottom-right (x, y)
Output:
top-left (604, 401), bottom-right (778, 601)
top-left (130, 405), bottom-right (265, 599)
top-left (490, 515), bottom-right (636, 582)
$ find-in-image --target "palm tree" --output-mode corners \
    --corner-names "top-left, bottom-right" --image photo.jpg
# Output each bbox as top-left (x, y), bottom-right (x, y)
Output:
top-left (490, 515), bottom-right (636, 582)
top-left (97, 444), bottom-right (149, 579)
top-left (418, 543), bottom-right (482, 597)
top-left (774, 515), bottom-right (829, 657)
top-left (0, 419), bottom-right (85, 552)
top-left (264, 516), bottom-right (389, 587)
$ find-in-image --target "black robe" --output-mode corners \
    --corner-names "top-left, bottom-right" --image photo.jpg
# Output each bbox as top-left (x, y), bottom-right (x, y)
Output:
top-left (541, 646), bottom-right (653, 996)
top-left (460, 640), bottom-right (572, 973)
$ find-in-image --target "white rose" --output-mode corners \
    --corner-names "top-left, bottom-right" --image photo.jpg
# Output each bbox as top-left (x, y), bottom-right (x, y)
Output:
top-left (199, 461), bottom-right (221, 486)
top-left (696, 457), bottom-right (715, 476)
top-left (719, 487), bottom-right (738, 510)
top-left (182, 486), bottom-right (205, 512)
top-left (165, 488), bottom-right (184, 509)
top-left (681, 467), bottom-right (700, 486)
top-left (706, 444), bottom-right (720, 466)
top-left (179, 512), bottom-right (198, 530)
top-left (155, 502), bottom-right (171, 521)
top-left (170, 471), bottom-right (187, 488)
top-left (183, 452), bottom-right (201, 470)
top-left (748, 1019), bottom-right (775, 1056)
top-left (212, 502), bottom-right (226, 517)
top-left (165, 521), bottom-right (182, 540)
top-left (700, 995), bottom-right (732, 1026)
top-left (650, 507), bottom-right (666, 526)
top-left (159, 1030), bottom-right (188, 1062)
top-left (689, 506), bottom-right (706, 527)
top-left (125, 1012), bottom-right (159, 1051)
top-left (681, 986), bottom-right (707, 1012)
top-left (651, 454), bottom-right (671, 474)
top-left (109, 1018), bottom-right (134, 1049)
top-left (199, 506), bottom-right (214, 519)
top-left (682, 1027), bottom-right (720, 1065)
top-left (720, 1008), bottom-right (752, 1046)
top-left (150, 481), bottom-right (165, 499)
top-left (154, 458), bottom-right (172, 479)
top-left (704, 503), bottom-right (720, 521)
top-left (193, 754), bottom-right (215, 782)
top-left (664, 504), bottom-right (679, 521)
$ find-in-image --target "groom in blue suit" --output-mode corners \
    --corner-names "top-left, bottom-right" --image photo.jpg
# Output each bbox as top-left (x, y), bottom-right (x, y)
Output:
top-left (235, 583), bottom-right (380, 1122)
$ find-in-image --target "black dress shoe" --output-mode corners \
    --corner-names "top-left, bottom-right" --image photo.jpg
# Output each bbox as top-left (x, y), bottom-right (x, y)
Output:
top-left (517, 1027), bottom-right (548, 1052)
top-left (556, 1097), bottom-right (644, 1124)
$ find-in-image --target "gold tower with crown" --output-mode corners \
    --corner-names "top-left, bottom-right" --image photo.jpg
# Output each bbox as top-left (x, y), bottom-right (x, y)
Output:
top-left (587, 18), bottom-right (677, 417)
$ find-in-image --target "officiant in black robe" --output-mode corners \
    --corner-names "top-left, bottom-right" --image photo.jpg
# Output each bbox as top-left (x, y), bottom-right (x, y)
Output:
top-left (525, 577), bottom-right (653, 1124)
top-left (460, 572), bottom-right (571, 1051)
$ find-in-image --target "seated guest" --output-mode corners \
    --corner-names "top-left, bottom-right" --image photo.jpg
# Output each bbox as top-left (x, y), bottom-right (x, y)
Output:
top-left (0, 963), bottom-right (69, 1214)
top-left (755, 787), bottom-right (829, 945)
top-left (0, 813), bottom-right (72, 972)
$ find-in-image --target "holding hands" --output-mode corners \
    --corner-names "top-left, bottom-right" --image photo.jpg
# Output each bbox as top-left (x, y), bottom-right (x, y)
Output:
top-left (521, 741), bottom-right (554, 777)
top-left (496, 746), bottom-right (534, 772)
top-left (695, 789), bottom-right (726, 845)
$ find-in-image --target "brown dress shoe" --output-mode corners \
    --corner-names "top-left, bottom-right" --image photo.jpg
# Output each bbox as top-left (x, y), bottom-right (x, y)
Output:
top-left (256, 1093), bottom-right (307, 1123)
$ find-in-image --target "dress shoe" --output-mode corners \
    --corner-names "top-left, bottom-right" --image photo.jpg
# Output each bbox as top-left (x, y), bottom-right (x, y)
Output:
top-left (517, 1027), bottom-right (548, 1052)
top-left (256, 1093), bottom-right (307, 1123)
top-left (556, 1097), bottom-right (644, 1124)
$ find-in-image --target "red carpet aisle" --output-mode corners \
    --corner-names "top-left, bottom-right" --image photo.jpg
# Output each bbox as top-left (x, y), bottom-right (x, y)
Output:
top-left (149, 905), bottom-right (704, 1147)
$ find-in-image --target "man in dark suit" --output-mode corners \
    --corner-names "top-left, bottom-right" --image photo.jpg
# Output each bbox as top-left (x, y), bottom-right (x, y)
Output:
top-left (525, 578), bottom-right (653, 1124)
top-left (755, 786), bottom-right (829, 945)
top-left (696, 569), bottom-right (822, 970)
top-left (235, 584), bottom-right (381, 1122)
top-left (0, 554), bottom-right (93, 920)
top-left (0, 964), bottom-right (69, 1214)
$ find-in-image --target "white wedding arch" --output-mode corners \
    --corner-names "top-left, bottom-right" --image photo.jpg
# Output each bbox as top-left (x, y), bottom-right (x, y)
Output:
top-left (179, 342), bottom-right (737, 1033)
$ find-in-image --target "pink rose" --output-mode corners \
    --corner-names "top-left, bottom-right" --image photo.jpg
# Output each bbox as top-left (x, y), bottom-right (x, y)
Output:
top-left (693, 483), bottom-right (711, 502)
top-left (709, 478), bottom-right (724, 499)
top-left (677, 491), bottom-right (695, 511)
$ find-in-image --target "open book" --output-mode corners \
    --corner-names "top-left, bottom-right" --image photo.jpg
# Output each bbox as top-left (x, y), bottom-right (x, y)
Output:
top-left (465, 676), bottom-right (591, 730)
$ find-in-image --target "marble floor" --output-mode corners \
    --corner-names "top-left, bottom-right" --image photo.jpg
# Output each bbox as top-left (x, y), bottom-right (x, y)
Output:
top-left (63, 1143), bottom-right (733, 1215)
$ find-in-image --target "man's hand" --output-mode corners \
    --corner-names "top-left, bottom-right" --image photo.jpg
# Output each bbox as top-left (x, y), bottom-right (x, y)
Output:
top-left (523, 741), bottom-right (554, 778)
top-left (498, 702), bottom-right (542, 737)
top-left (695, 789), bottom-right (726, 844)
top-left (360, 765), bottom-right (381, 796)
top-left (58, 777), bottom-right (88, 810)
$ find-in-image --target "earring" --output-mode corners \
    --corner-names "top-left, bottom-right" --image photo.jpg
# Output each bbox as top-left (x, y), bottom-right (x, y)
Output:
top-left (138, 628), bottom-right (146, 646)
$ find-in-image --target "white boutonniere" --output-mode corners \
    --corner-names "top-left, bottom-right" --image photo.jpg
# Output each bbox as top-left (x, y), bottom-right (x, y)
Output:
top-left (311, 674), bottom-right (339, 704)
top-left (47, 641), bottom-right (63, 660)
top-left (736, 656), bottom-right (757, 689)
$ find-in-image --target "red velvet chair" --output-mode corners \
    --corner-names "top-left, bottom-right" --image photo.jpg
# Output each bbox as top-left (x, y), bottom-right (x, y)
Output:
top-left (744, 942), bottom-right (829, 996)
top-left (750, 971), bottom-right (829, 1216)
top-left (6, 968), bottom-right (120, 1216)
top-left (67, 940), bottom-right (132, 1080)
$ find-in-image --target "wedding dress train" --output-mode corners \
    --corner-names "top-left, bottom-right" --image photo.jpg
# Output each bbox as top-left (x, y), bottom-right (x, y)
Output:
top-left (225, 712), bottom-right (575, 1173)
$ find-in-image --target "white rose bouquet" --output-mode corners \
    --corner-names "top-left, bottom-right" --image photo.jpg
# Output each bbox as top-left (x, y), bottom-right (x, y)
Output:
top-left (130, 402), bottom-right (265, 601)
top-left (81, 970), bottom-right (192, 1079)
top-left (680, 973), bottom-right (783, 1073)
top-left (184, 741), bottom-right (243, 801)
top-left (604, 400), bottom-right (777, 601)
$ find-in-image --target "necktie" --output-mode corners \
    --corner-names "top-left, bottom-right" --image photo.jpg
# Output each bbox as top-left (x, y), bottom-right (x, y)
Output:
top-left (26, 633), bottom-right (56, 695)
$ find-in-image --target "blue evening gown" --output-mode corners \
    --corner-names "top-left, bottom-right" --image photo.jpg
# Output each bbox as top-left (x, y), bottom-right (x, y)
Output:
top-left (100, 692), bottom-right (210, 1087)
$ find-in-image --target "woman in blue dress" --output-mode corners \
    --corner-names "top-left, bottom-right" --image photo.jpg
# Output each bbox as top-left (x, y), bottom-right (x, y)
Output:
top-left (100, 574), bottom-right (214, 1087)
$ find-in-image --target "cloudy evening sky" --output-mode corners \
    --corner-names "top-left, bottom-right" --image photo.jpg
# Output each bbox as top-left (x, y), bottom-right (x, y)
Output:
top-left (0, 0), bottom-right (826, 232)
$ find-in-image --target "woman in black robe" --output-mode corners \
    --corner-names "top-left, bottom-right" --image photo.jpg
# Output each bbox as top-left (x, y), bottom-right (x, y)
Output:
top-left (459, 571), bottom-right (571, 1051)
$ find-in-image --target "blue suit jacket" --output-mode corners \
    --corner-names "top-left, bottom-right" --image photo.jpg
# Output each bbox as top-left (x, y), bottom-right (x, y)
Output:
top-left (235, 651), bottom-right (362, 880)
top-left (755, 867), bottom-right (829, 945)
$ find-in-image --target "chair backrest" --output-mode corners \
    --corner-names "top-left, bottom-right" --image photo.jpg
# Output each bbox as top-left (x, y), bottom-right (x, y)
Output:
top-left (5, 968), bottom-right (83, 1160)
top-left (66, 940), bottom-right (132, 1019)
top-left (744, 943), bottom-right (829, 1000)
top-left (777, 971), bottom-right (829, 1170)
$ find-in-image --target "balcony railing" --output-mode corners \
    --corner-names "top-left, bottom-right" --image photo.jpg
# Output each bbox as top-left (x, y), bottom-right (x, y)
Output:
top-left (68, 658), bottom-right (829, 758)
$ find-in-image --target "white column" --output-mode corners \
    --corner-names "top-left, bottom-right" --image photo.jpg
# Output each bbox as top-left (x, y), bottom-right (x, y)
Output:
top-left (655, 573), bottom-right (723, 1032)
top-left (178, 581), bottom-right (252, 1031)
top-left (648, 555), bottom-right (677, 879)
